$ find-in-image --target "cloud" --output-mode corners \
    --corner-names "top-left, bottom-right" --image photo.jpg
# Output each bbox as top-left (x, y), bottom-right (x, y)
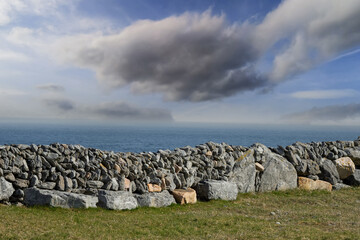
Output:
top-left (88, 102), bottom-right (173, 122)
top-left (55, 11), bottom-right (266, 102)
top-left (291, 89), bottom-right (358, 100)
top-left (0, 49), bottom-right (29, 62)
top-left (0, 88), bottom-right (26, 96)
top-left (37, 84), bottom-right (65, 92)
top-left (255, 0), bottom-right (360, 82)
top-left (43, 98), bottom-right (75, 112)
top-left (283, 103), bottom-right (360, 123)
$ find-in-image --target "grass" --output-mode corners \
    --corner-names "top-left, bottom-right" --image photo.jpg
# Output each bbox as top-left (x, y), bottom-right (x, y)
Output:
top-left (0, 188), bottom-right (359, 240)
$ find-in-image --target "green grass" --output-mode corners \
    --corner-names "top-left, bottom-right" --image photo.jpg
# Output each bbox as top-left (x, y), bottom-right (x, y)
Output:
top-left (1, 188), bottom-right (360, 240)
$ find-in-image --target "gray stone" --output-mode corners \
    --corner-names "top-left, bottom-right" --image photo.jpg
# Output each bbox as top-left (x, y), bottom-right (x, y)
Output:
top-left (86, 180), bottom-right (104, 189)
top-left (38, 182), bottom-right (56, 190)
top-left (13, 179), bottom-right (29, 189)
top-left (0, 177), bottom-right (14, 200)
top-left (344, 148), bottom-right (360, 166)
top-left (229, 149), bottom-right (256, 193)
top-left (195, 180), bottom-right (238, 201)
top-left (319, 159), bottom-right (340, 185)
top-left (13, 189), bottom-right (24, 198)
top-left (56, 175), bottom-right (65, 191)
top-left (24, 188), bottom-right (98, 208)
top-left (29, 175), bottom-right (39, 187)
top-left (333, 183), bottom-right (351, 190)
top-left (135, 191), bottom-right (176, 207)
top-left (97, 190), bottom-right (138, 210)
top-left (4, 173), bottom-right (15, 182)
top-left (344, 169), bottom-right (360, 186)
top-left (257, 152), bottom-right (297, 192)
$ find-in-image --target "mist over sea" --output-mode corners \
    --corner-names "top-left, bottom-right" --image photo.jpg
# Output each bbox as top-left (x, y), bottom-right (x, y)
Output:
top-left (0, 122), bottom-right (359, 153)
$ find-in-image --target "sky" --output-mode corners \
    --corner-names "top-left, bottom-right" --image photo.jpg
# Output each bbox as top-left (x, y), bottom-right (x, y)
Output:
top-left (0, 0), bottom-right (359, 125)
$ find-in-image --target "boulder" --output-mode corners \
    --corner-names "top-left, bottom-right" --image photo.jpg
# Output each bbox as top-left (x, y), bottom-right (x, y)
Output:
top-left (298, 177), bottom-right (332, 191)
top-left (24, 188), bottom-right (98, 208)
top-left (229, 149), bottom-right (256, 193)
top-left (0, 177), bottom-right (14, 200)
top-left (171, 188), bottom-right (197, 205)
top-left (257, 151), bottom-right (297, 192)
top-left (97, 190), bottom-right (138, 210)
top-left (195, 180), bottom-right (238, 201)
top-left (135, 191), bottom-right (176, 207)
top-left (333, 183), bottom-right (351, 190)
top-left (318, 158), bottom-right (340, 185)
top-left (343, 169), bottom-right (360, 186)
top-left (334, 157), bottom-right (355, 179)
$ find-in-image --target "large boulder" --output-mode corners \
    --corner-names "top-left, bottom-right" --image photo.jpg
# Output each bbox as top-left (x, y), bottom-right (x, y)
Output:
top-left (253, 144), bottom-right (297, 192)
top-left (97, 190), bottom-right (138, 210)
top-left (298, 177), bottom-right (332, 191)
top-left (0, 177), bottom-right (14, 200)
top-left (343, 169), bottom-right (360, 186)
top-left (334, 157), bottom-right (356, 179)
top-left (24, 188), bottom-right (98, 208)
top-left (135, 191), bottom-right (175, 207)
top-left (318, 158), bottom-right (340, 185)
top-left (228, 149), bottom-right (256, 193)
top-left (195, 180), bottom-right (238, 201)
top-left (171, 188), bottom-right (197, 205)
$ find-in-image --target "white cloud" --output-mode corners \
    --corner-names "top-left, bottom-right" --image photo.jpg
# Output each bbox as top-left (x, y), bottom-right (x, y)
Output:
top-left (0, 49), bottom-right (29, 61)
top-left (291, 89), bottom-right (358, 100)
top-left (0, 87), bottom-right (26, 96)
top-left (255, 0), bottom-right (360, 82)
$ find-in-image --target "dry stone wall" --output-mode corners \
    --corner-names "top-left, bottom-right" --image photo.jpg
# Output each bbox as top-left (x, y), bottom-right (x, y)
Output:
top-left (0, 137), bottom-right (359, 208)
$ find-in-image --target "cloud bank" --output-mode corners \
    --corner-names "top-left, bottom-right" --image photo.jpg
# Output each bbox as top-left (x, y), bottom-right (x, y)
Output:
top-left (37, 84), bottom-right (65, 92)
top-left (284, 103), bottom-right (360, 124)
top-left (291, 89), bottom-right (358, 100)
top-left (54, 0), bottom-right (360, 102)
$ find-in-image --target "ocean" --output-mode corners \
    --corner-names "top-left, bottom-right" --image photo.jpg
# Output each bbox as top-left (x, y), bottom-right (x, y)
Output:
top-left (0, 122), bottom-right (359, 153)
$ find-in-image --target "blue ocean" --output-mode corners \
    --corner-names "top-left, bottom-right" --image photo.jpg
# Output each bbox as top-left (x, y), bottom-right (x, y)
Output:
top-left (0, 122), bottom-right (359, 153)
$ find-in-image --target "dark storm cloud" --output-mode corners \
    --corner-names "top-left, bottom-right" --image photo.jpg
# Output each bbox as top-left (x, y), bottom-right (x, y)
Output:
top-left (58, 11), bottom-right (266, 101)
top-left (37, 84), bottom-right (65, 92)
top-left (43, 98), bottom-right (75, 111)
top-left (283, 103), bottom-right (360, 123)
top-left (89, 102), bottom-right (173, 122)
top-left (56, 1), bottom-right (360, 101)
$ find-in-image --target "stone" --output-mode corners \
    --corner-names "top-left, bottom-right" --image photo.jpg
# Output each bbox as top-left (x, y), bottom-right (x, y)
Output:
top-left (29, 175), bottom-right (39, 187)
top-left (229, 149), bottom-right (256, 193)
top-left (13, 179), bottom-right (29, 189)
top-left (343, 169), bottom-right (360, 186)
top-left (319, 159), bottom-right (340, 185)
top-left (24, 188), bottom-right (98, 208)
top-left (0, 177), bottom-right (14, 200)
top-left (298, 177), bottom-right (332, 191)
top-left (195, 180), bottom-right (238, 201)
top-left (4, 173), bottom-right (15, 182)
top-left (255, 162), bottom-right (264, 172)
top-left (171, 188), bottom-right (197, 205)
top-left (135, 191), bottom-right (176, 207)
top-left (124, 178), bottom-right (131, 190)
top-left (38, 182), bottom-right (56, 190)
top-left (56, 175), bottom-right (65, 191)
top-left (13, 189), bottom-right (24, 198)
top-left (257, 152), bottom-right (297, 192)
top-left (147, 183), bottom-right (162, 192)
top-left (334, 157), bottom-right (355, 179)
top-left (97, 190), bottom-right (138, 210)
top-left (86, 180), bottom-right (104, 189)
top-left (333, 183), bottom-right (351, 190)
top-left (344, 148), bottom-right (360, 166)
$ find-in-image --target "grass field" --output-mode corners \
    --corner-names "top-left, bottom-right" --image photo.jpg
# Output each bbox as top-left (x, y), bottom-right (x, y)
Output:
top-left (0, 188), bottom-right (359, 240)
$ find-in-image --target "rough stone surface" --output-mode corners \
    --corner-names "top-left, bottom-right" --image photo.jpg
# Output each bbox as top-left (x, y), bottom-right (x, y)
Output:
top-left (24, 188), bottom-right (98, 208)
top-left (257, 150), bottom-right (297, 192)
top-left (229, 149), bottom-right (256, 193)
top-left (298, 177), bottom-right (332, 191)
top-left (147, 183), bottom-right (162, 192)
top-left (343, 169), bottom-right (360, 186)
top-left (318, 159), bottom-right (340, 185)
top-left (171, 188), bottom-right (197, 205)
top-left (334, 157), bottom-right (356, 179)
top-left (0, 177), bottom-right (14, 200)
top-left (97, 190), bottom-right (138, 210)
top-left (195, 180), bottom-right (238, 201)
top-left (333, 183), bottom-right (351, 190)
top-left (135, 191), bottom-right (176, 207)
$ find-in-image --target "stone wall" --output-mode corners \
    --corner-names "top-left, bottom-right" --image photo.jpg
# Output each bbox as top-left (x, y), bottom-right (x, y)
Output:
top-left (0, 137), bottom-right (359, 208)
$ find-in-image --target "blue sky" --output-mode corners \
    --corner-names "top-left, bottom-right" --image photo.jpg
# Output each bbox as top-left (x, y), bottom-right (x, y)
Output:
top-left (0, 0), bottom-right (359, 125)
